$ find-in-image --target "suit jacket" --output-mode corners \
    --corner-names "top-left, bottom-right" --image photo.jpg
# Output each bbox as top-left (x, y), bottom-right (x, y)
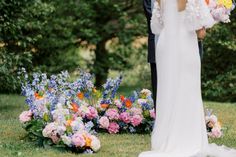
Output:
top-left (143, 0), bottom-right (156, 63)
top-left (143, 0), bottom-right (204, 63)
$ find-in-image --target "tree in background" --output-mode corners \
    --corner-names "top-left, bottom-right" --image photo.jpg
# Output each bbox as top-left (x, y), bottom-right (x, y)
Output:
top-left (0, 0), bottom-right (54, 92)
top-left (74, 0), bottom-right (146, 86)
top-left (1, 0), bottom-right (235, 102)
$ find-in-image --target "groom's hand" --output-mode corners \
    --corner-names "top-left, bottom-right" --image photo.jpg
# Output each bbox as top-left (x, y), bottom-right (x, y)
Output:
top-left (196, 28), bottom-right (206, 40)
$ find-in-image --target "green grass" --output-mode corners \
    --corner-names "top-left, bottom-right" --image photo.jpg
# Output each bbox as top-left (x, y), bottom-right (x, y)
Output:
top-left (0, 94), bottom-right (236, 157)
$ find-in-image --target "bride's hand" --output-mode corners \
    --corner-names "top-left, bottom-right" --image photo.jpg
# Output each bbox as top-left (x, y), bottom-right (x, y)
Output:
top-left (196, 28), bottom-right (206, 40)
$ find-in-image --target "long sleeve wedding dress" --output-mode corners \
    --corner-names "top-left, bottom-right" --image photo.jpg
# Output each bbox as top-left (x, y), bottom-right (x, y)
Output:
top-left (139, 0), bottom-right (236, 156)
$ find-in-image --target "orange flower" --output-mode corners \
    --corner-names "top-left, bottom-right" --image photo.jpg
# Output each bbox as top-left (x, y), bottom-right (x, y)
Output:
top-left (84, 135), bottom-right (92, 147)
top-left (125, 99), bottom-right (132, 108)
top-left (120, 95), bottom-right (125, 102)
top-left (100, 103), bottom-right (109, 109)
top-left (77, 92), bottom-right (84, 100)
top-left (205, 0), bottom-right (210, 5)
top-left (34, 92), bottom-right (43, 99)
top-left (66, 119), bottom-right (73, 126)
top-left (71, 102), bottom-right (79, 112)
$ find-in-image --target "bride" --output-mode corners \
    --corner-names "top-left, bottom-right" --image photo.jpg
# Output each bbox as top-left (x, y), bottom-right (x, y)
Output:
top-left (139, 0), bottom-right (236, 157)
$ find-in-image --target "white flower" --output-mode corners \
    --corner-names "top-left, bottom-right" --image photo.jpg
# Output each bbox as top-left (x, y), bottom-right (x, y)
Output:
top-left (71, 119), bottom-right (85, 132)
top-left (61, 135), bottom-right (72, 146)
top-left (140, 89), bottom-right (152, 97)
top-left (114, 99), bottom-right (122, 108)
top-left (90, 135), bottom-right (101, 152)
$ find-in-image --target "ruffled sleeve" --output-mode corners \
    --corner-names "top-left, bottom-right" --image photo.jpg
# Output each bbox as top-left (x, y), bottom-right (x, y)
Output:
top-left (150, 1), bottom-right (164, 35)
top-left (184, 0), bottom-right (216, 31)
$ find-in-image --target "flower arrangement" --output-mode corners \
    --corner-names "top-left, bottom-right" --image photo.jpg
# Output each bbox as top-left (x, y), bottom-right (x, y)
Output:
top-left (18, 69), bottom-right (223, 153)
top-left (18, 69), bottom-right (101, 153)
top-left (205, 109), bottom-right (223, 138)
top-left (97, 88), bottom-right (155, 133)
top-left (205, 0), bottom-right (235, 23)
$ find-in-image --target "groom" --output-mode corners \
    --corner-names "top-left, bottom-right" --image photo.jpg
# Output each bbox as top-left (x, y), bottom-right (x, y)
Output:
top-left (143, 0), bottom-right (205, 108)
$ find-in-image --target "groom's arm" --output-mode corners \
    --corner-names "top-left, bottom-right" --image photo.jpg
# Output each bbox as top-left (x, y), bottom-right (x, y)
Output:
top-left (143, 0), bottom-right (152, 19)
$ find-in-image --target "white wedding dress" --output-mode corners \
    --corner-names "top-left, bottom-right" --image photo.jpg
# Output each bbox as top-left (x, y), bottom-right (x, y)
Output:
top-left (139, 0), bottom-right (236, 157)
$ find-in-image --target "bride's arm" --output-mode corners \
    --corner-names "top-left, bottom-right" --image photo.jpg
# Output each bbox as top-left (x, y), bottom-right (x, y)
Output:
top-left (184, 0), bottom-right (215, 31)
top-left (150, 0), bottom-right (163, 35)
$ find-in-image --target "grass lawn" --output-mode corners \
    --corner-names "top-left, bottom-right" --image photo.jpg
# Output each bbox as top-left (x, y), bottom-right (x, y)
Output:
top-left (0, 94), bottom-right (236, 157)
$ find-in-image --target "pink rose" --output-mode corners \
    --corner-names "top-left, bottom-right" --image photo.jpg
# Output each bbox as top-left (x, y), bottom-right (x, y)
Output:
top-left (131, 115), bottom-right (143, 127)
top-left (71, 133), bottom-right (86, 147)
top-left (149, 109), bottom-right (156, 119)
top-left (119, 112), bottom-right (131, 124)
top-left (99, 116), bottom-right (110, 129)
top-left (19, 110), bottom-right (32, 123)
top-left (108, 122), bottom-right (120, 134)
top-left (86, 106), bottom-right (98, 120)
top-left (105, 109), bottom-right (119, 120)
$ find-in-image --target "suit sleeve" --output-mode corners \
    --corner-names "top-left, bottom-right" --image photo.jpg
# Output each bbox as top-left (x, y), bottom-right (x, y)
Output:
top-left (143, 0), bottom-right (152, 19)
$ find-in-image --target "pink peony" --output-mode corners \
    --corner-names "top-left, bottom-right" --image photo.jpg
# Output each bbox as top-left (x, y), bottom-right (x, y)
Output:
top-left (108, 122), bottom-right (120, 134)
top-left (86, 106), bottom-right (98, 120)
top-left (131, 115), bottom-right (143, 127)
top-left (71, 132), bottom-right (86, 147)
top-left (99, 116), bottom-right (110, 129)
top-left (105, 109), bottom-right (119, 120)
top-left (149, 109), bottom-right (156, 119)
top-left (19, 110), bottom-right (32, 123)
top-left (119, 112), bottom-right (131, 123)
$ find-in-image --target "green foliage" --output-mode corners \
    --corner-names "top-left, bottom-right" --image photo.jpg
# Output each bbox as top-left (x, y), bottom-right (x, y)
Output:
top-left (0, 0), bottom-right (54, 93)
top-left (0, 50), bottom-right (32, 93)
top-left (202, 12), bottom-right (236, 102)
top-left (0, 0), bottom-right (235, 102)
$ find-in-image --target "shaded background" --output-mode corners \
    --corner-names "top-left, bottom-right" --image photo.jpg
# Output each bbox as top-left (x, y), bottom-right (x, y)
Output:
top-left (0, 0), bottom-right (235, 102)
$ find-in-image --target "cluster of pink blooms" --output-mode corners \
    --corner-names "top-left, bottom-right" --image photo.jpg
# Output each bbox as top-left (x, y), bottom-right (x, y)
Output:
top-left (205, 113), bottom-right (223, 138)
top-left (97, 89), bottom-right (156, 134)
top-left (98, 107), bottom-right (148, 133)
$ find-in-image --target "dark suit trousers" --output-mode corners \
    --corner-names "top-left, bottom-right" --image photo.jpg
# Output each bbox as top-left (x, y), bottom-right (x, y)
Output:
top-left (150, 63), bottom-right (157, 108)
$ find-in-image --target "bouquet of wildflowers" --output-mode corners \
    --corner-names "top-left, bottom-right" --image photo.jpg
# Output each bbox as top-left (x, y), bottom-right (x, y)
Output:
top-left (205, 0), bottom-right (235, 23)
top-left (205, 109), bottom-right (223, 138)
top-left (18, 69), bottom-right (101, 153)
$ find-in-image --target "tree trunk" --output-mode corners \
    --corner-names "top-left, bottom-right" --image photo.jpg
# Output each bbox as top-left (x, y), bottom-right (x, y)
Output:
top-left (94, 40), bottom-right (109, 87)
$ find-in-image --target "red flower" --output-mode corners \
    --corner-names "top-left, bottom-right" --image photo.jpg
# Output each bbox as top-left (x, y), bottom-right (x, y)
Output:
top-left (120, 95), bottom-right (125, 102)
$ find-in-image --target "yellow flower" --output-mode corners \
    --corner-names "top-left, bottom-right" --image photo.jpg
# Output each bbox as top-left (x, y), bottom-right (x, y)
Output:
top-left (217, 0), bottom-right (233, 9)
